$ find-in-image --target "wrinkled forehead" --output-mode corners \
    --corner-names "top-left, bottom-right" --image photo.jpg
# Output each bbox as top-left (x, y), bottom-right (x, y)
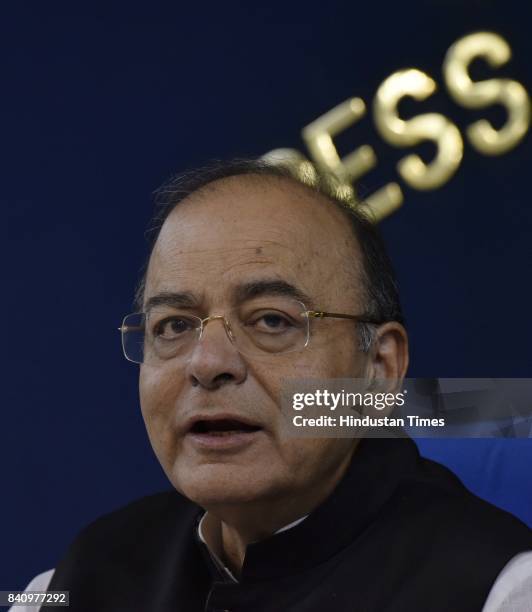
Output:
top-left (145, 176), bottom-right (364, 310)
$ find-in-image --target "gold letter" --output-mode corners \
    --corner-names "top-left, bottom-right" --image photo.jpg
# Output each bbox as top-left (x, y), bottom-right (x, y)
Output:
top-left (302, 98), bottom-right (403, 220)
top-left (373, 69), bottom-right (463, 190)
top-left (443, 31), bottom-right (530, 155)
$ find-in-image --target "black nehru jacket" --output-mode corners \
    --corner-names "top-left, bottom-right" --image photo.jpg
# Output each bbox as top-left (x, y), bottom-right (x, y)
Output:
top-left (47, 438), bottom-right (532, 611)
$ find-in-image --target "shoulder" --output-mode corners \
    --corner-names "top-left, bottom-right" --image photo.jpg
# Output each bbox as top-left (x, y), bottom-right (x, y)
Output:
top-left (404, 451), bottom-right (532, 538)
top-left (26, 569), bottom-right (55, 591)
top-left (75, 490), bottom-right (198, 539)
top-left (483, 551), bottom-right (532, 611)
top-left (7, 570), bottom-right (56, 612)
top-left (79, 489), bottom-right (199, 546)
top-left (416, 453), bottom-right (531, 532)
top-left (50, 490), bottom-right (201, 580)
top-left (394, 452), bottom-right (532, 577)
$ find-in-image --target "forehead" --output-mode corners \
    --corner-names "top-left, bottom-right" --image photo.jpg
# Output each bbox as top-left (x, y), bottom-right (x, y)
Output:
top-left (145, 175), bottom-right (363, 309)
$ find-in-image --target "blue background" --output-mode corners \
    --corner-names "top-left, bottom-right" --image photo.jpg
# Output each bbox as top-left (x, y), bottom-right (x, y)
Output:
top-left (2, 1), bottom-right (531, 592)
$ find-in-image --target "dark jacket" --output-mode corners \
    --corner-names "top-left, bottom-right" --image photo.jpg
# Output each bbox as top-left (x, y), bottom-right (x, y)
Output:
top-left (47, 438), bottom-right (532, 611)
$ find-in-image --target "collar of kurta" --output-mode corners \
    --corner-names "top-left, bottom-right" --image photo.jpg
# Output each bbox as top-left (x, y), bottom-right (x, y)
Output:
top-left (197, 510), bottom-right (309, 582)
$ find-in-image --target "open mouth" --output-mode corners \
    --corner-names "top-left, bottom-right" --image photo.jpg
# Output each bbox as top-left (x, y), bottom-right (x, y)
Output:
top-left (190, 418), bottom-right (262, 436)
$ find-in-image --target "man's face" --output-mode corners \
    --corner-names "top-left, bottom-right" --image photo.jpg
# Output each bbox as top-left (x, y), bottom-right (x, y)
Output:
top-left (139, 176), bottom-right (369, 509)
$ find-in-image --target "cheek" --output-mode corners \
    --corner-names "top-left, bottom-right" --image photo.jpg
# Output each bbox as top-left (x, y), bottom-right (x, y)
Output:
top-left (332, 325), bottom-right (366, 374)
top-left (304, 336), bottom-right (364, 379)
top-left (248, 335), bottom-right (363, 419)
top-left (139, 366), bottom-right (184, 460)
top-left (139, 363), bottom-right (184, 409)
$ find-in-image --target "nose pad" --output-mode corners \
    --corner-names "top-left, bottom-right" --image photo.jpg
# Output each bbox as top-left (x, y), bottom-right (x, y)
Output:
top-left (199, 315), bottom-right (237, 347)
top-left (223, 318), bottom-right (236, 343)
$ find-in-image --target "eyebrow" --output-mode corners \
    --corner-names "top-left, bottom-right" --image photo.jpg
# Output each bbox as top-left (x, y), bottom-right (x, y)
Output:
top-left (233, 279), bottom-right (314, 308)
top-left (143, 279), bottom-right (315, 312)
top-left (144, 291), bottom-right (199, 312)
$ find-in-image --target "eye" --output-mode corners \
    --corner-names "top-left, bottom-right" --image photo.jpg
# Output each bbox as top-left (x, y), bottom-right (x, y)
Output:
top-left (152, 316), bottom-right (196, 339)
top-left (250, 311), bottom-right (294, 333)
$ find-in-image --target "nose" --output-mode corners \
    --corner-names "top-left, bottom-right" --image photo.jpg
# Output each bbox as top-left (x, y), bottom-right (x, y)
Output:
top-left (186, 315), bottom-right (247, 390)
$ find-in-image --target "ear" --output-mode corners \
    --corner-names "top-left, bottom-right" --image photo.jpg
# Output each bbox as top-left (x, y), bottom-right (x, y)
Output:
top-left (365, 322), bottom-right (409, 384)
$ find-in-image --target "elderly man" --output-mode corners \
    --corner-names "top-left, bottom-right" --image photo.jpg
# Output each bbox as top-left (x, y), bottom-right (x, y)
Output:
top-left (18, 160), bottom-right (532, 611)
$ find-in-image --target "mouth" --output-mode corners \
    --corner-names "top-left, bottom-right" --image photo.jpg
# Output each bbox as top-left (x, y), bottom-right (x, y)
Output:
top-left (190, 418), bottom-right (262, 436)
top-left (185, 415), bottom-right (264, 451)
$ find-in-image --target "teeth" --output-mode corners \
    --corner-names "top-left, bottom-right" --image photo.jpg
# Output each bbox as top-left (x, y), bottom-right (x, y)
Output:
top-left (206, 430), bottom-right (244, 436)
top-left (192, 419), bottom-right (260, 434)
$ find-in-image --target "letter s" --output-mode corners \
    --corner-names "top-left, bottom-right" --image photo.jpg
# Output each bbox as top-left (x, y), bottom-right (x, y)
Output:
top-left (443, 31), bottom-right (530, 155)
top-left (373, 69), bottom-right (463, 190)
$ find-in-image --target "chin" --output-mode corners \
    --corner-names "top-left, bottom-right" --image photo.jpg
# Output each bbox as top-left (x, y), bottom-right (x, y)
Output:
top-left (171, 462), bottom-right (278, 508)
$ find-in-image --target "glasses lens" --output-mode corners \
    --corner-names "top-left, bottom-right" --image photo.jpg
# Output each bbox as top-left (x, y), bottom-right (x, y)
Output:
top-left (144, 309), bottom-right (201, 363)
top-left (120, 300), bottom-right (310, 364)
top-left (121, 313), bottom-right (146, 364)
top-left (231, 299), bottom-right (309, 356)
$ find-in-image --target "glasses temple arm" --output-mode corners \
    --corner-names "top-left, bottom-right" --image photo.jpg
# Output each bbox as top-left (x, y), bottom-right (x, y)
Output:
top-left (305, 311), bottom-right (383, 325)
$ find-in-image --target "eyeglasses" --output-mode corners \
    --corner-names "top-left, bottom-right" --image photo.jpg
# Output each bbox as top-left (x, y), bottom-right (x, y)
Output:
top-left (118, 298), bottom-right (383, 365)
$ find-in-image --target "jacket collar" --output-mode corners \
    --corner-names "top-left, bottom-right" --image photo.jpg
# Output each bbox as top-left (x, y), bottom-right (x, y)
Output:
top-left (195, 437), bottom-right (420, 582)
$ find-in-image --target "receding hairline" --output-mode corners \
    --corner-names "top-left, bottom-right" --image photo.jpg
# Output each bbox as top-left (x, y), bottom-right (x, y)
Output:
top-left (146, 171), bottom-right (367, 307)
top-left (134, 158), bottom-right (404, 341)
top-left (165, 170), bottom-right (357, 228)
top-left (161, 170), bottom-right (365, 266)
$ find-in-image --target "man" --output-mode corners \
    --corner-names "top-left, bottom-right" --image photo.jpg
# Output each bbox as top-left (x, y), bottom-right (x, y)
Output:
top-left (18, 159), bottom-right (532, 610)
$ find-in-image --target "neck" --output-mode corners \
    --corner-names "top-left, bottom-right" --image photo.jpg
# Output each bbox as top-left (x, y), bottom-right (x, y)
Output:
top-left (201, 443), bottom-right (358, 577)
